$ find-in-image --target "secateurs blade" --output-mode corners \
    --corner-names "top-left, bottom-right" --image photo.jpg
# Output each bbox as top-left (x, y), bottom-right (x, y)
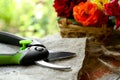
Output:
top-left (0, 31), bottom-right (76, 70)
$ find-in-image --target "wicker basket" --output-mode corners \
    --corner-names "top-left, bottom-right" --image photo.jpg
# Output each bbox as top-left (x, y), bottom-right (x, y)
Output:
top-left (58, 18), bottom-right (113, 42)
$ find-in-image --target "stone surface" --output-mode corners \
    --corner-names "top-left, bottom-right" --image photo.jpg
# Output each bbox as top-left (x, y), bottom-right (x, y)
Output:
top-left (0, 34), bottom-right (86, 80)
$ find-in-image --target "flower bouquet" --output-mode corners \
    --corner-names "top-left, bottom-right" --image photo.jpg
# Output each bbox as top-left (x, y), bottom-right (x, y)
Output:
top-left (53, 0), bottom-right (120, 42)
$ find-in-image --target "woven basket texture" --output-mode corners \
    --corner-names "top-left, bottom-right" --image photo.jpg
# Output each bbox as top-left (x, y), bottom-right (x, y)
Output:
top-left (58, 18), bottom-right (113, 42)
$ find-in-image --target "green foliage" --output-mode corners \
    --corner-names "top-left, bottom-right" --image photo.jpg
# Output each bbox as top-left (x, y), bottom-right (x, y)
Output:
top-left (0, 0), bottom-right (58, 38)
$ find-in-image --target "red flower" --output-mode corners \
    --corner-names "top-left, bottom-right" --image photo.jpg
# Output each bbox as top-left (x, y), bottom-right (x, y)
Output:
top-left (73, 2), bottom-right (108, 27)
top-left (105, 0), bottom-right (120, 29)
top-left (105, 0), bottom-right (120, 16)
top-left (53, 0), bottom-right (87, 18)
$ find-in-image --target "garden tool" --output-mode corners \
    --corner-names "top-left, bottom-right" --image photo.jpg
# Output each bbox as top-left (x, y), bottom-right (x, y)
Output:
top-left (0, 31), bottom-right (76, 70)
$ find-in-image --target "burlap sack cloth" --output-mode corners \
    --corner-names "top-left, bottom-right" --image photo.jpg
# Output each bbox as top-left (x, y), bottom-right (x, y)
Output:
top-left (78, 31), bottom-right (120, 80)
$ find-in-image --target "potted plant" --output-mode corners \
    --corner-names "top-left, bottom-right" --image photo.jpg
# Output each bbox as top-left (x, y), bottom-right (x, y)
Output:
top-left (53, 0), bottom-right (120, 42)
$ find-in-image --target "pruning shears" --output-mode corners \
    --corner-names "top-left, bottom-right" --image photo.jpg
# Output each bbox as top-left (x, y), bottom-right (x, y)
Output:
top-left (0, 31), bottom-right (76, 70)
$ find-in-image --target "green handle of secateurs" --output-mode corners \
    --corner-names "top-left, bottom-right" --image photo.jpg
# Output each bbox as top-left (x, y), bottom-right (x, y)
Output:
top-left (0, 40), bottom-right (32, 65)
top-left (0, 53), bottom-right (23, 65)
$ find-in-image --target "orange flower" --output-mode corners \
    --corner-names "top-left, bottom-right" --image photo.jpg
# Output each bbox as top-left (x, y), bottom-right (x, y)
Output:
top-left (73, 1), bottom-right (108, 27)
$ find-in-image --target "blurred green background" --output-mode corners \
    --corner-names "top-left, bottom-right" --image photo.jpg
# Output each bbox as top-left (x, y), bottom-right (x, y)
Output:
top-left (0, 0), bottom-right (58, 38)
